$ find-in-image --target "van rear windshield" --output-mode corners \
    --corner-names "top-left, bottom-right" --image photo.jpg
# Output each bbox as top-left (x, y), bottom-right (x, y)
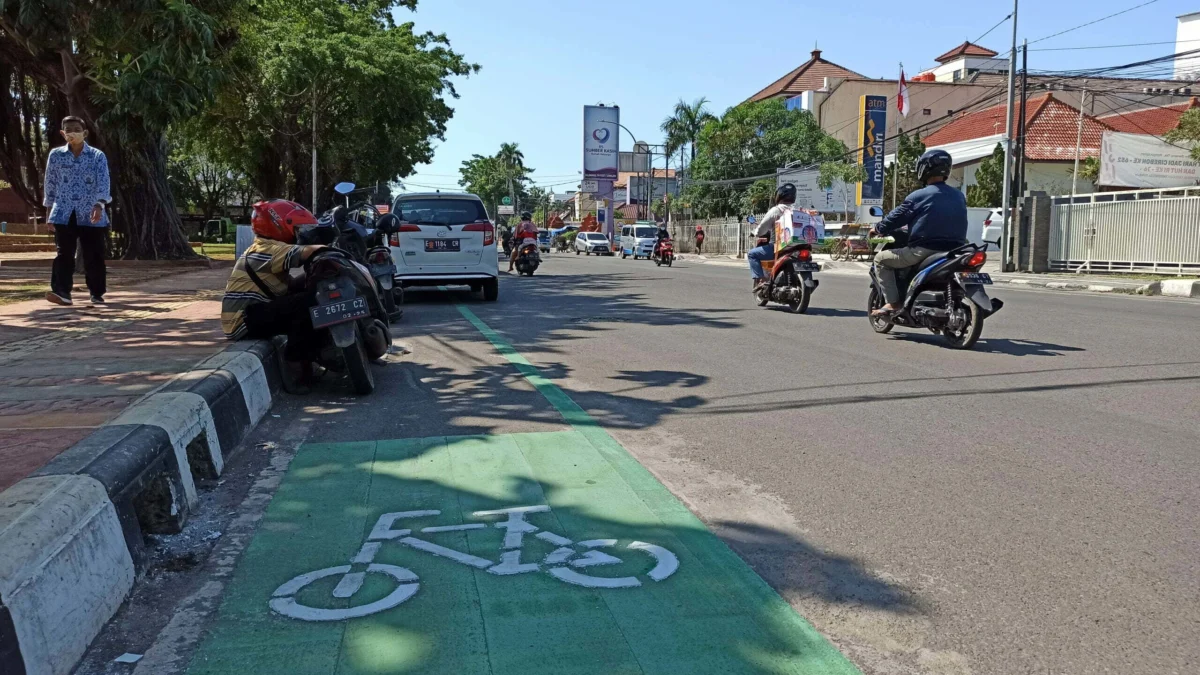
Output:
top-left (394, 199), bottom-right (488, 226)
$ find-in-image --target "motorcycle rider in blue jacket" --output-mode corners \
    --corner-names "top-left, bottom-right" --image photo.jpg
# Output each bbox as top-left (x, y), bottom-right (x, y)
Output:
top-left (870, 149), bottom-right (969, 317)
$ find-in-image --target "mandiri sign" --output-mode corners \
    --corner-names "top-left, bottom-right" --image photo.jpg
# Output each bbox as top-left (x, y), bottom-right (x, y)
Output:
top-left (583, 105), bottom-right (619, 181)
top-left (1099, 131), bottom-right (1200, 188)
top-left (857, 95), bottom-right (887, 206)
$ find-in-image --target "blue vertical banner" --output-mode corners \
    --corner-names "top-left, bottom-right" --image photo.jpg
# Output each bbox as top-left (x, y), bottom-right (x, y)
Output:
top-left (857, 95), bottom-right (887, 206)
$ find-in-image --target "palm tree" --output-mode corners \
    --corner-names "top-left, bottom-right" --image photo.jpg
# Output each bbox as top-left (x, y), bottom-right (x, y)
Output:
top-left (660, 97), bottom-right (716, 166)
top-left (498, 142), bottom-right (525, 173)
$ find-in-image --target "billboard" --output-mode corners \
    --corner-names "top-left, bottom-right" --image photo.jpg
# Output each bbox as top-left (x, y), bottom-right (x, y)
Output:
top-left (776, 169), bottom-right (853, 213)
top-left (857, 95), bottom-right (887, 205)
top-left (1099, 131), bottom-right (1200, 188)
top-left (583, 105), bottom-right (619, 180)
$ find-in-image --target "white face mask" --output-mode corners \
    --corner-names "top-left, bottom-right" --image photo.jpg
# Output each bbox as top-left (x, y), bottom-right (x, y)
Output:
top-left (64, 131), bottom-right (85, 145)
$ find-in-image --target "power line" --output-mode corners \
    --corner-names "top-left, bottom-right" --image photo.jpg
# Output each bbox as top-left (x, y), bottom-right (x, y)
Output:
top-left (1031, 39), bottom-right (1200, 52)
top-left (1028, 0), bottom-right (1161, 46)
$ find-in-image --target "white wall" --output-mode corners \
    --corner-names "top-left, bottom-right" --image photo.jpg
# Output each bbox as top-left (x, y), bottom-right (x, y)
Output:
top-left (1176, 14), bottom-right (1200, 80)
top-left (951, 159), bottom-right (1096, 199)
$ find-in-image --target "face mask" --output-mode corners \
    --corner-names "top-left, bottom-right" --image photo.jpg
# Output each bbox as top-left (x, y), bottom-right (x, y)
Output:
top-left (64, 131), bottom-right (85, 144)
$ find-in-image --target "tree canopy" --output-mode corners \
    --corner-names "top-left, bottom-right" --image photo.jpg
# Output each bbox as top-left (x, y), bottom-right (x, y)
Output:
top-left (682, 98), bottom-right (846, 217)
top-left (884, 131), bottom-right (926, 206)
top-left (1164, 108), bottom-right (1200, 161)
top-left (967, 144), bottom-right (1005, 208)
top-left (458, 143), bottom-right (534, 218)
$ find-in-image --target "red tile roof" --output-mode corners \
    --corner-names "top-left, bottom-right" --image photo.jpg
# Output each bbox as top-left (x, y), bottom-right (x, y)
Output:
top-left (747, 50), bottom-right (863, 102)
top-left (1098, 98), bottom-right (1200, 135)
top-left (614, 168), bottom-right (675, 189)
top-left (934, 41), bottom-right (999, 63)
top-left (924, 93), bottom-right (1115, 161)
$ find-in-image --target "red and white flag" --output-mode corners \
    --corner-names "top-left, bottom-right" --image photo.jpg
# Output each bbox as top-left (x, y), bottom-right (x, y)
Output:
top-left (897, 67), bottom-right (910, 118)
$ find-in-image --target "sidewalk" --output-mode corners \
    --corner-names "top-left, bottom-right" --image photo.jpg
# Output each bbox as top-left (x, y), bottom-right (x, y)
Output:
top-left (679, 253), bottom-right (1192, 296)
top-left (0, 266), bottom-right (232, 491)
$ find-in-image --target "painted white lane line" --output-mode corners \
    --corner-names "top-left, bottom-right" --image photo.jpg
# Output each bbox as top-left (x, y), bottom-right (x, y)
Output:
top-left (548, 567), bottom-right (640, 589)
top-left (421, 524), bottom-right (486, 533)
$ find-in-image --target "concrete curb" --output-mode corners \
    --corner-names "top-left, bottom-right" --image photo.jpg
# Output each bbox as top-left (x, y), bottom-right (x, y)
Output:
top-left (1139, 279), bottom-right (1200, 297)
top-left (0, 340), bottom-right (280, 675)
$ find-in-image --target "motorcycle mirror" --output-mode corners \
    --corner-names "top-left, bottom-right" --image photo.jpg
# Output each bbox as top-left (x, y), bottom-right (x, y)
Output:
top-left (334, 182), bottom-right (356, 195)
top-left (868, 206), bottom-right (884, 217)
top-left (747, 215), bottom-right (756, 224)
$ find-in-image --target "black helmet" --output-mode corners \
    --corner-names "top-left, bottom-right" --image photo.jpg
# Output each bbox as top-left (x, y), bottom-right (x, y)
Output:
top-left (776, 183), bottom-right (796, 203)
top-left (916, 149), bottom-right (953, 184)
top-left (520, 211), bottom-right (532, 221)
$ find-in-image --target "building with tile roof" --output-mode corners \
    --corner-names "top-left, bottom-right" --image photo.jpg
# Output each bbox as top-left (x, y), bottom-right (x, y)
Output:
top-left (746, 49), bottom-right (863, 103)
top-left (1098, 98), bottom-right (1200, 135)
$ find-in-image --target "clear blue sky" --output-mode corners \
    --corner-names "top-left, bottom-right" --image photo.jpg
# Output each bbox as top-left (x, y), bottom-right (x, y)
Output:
top-left (399, 0), bottom-right (1194, 192)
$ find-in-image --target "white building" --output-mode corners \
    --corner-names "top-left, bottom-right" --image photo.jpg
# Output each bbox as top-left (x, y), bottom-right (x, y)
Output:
top-left (1176, 12), bottom-right (1200, 80)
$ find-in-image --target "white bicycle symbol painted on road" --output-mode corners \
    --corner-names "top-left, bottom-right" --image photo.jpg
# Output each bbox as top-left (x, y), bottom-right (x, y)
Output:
top-left (269, 505), bottom-right (680, 621)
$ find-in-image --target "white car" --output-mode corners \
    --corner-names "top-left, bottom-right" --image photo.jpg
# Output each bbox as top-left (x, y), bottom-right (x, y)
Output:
top-left (619, 223), bottom-right (659, 259)
top-left (389, 192), bottom-right (499, 300)
top-left (574, 232), bottom-right (613, 255)
top-left (982, 208), bottom-right (1005, 250)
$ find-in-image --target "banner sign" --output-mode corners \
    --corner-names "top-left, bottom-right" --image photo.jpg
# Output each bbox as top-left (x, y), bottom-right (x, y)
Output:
top-left (776, 169), bottom-right (853, 213)
top-left (1099, 131), bottom-right (1200, 188)
top-left (776, 208), bottom-right (826, 253)
top-left (857, 95), bottom-right (887, 206)
top-left (583, 105), bottom-right (619, 181)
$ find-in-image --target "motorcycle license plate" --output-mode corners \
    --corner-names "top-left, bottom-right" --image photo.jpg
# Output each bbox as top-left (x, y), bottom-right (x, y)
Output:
top-left (425, 239), bottom-right (460, 252)
top-left (793, 261), bottom-right (820, 272)
top-left (309, 297), bottom-right (369, 329)
top-left (958, 272), bottom-right (993, 285)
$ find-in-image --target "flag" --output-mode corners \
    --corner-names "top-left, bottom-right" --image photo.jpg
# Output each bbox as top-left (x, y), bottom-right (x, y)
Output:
top-left (897, 67), bottom-right (910, 118)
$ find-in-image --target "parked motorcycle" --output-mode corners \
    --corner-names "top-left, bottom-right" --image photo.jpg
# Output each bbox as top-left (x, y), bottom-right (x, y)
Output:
top-left (754, 238), bottom-right (819, 313)
top-left (301, 248), bottom-right (393, 394)
top-left (326, 182), bottom-right (403, 323)
top-left (652, 239), bottom-right (675, 267)
top-left (866, 211), bottom-right (1004, 350)
top-left (514, 237), bottom-right (541, 276)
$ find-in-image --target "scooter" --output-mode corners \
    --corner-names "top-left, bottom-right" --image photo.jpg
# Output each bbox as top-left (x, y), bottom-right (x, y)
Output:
top-left (865, 207), bottom-right (1003, 350)
top-left (514, 237), bottom-right (540, 276)
top-left (327, 182), bottom-right (403, 323)
top-left (754, 236), bottom-right (819, 313)
top-left (302, 248), bottom-right (393, 394)
top-left (652, 239), bottom-right (675, 267)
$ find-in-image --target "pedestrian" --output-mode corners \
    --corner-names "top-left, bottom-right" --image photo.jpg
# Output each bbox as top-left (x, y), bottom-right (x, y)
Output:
top-left (694, 224), bottom-right (705, 254)
top-left (43, 116), bottom-right (111, 306)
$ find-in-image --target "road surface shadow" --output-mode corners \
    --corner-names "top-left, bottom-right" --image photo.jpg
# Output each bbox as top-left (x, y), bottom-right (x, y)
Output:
top-left (888, 332), bottom-right (1086, 356)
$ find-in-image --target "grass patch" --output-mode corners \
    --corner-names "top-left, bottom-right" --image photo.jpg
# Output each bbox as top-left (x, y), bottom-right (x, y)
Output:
top-left (192, 242), bottom-right (236, 261)
top-left (0, 284), bottom-right (45, 305)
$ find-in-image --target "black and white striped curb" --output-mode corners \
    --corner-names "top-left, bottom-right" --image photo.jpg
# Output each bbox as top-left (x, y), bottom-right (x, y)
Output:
top-left (0, 340), bottom-right (280, 675)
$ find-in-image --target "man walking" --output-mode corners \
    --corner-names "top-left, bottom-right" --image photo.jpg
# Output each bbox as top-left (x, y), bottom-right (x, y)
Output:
top-left (44, 116), bottom-right (111, 306)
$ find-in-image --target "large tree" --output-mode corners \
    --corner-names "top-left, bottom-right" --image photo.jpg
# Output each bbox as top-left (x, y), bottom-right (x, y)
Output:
top-left (458, 143), bottom-right (533, 217)
top-left (661, 97), bottom-right (716, 173)
top-left (184, 0), bottom-right (476, 211)
top-left (967, 144), bottom-right (1004, 208)
top-left (683, 98), bottom-right (845, 217)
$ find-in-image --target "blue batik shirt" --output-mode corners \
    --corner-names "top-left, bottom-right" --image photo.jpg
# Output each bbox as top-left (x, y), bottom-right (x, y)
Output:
top-left (43, 143), bottom-right (111, 227)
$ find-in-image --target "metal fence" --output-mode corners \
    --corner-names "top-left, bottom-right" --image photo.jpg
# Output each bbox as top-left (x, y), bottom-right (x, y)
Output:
top-left (666, 218), bottom-right (754, 256)
top-left (1049, 194), bottom-right (1200, 275)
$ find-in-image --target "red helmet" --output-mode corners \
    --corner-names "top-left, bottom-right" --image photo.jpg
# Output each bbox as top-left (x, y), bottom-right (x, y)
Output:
top-left (251, 199), bottom-right (317, 243)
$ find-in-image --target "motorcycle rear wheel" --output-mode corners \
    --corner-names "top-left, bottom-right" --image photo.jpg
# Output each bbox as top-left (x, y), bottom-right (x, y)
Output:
top-left (342, 324), bottom-right (375, 395)
top-left (789, 283), bottom-right (811, 314)
top-left (867, 287), bottom-right (894, 334)
top-left (942, 293), bottom-right (984, 350)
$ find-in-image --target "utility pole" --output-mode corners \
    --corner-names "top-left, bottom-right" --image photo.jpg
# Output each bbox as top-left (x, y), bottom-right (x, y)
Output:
top-left (311, 88), bottom-right (318, 213)
top-left (999, 0), bottom-right (1019, 272)
top-left (1016, 40), bottom-right (1028, 211)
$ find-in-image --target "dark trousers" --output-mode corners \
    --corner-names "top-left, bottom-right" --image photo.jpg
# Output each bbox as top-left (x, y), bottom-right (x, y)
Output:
top-left (243, 292), bottom-right (320, 361)
top-left (51, 213), bottom-right (107, 298)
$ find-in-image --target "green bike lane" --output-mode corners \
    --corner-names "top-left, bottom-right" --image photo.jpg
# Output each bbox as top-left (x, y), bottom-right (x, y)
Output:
top-left (187, 303), bottom-right (859, 675)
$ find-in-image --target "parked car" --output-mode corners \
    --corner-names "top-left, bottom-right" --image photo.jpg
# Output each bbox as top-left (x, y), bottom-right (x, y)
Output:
top-left (389, 192), bottom-right (499, 301)
top-left (574, 231), bottom-right (612, 255)
top-left (982, 208), bottom-right (1006, 250)
top-left (619, 222), bottom-right (659, 259)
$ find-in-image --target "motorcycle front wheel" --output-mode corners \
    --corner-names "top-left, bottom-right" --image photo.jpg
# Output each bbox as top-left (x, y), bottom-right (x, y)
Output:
top-left (867, 287), bottom-right (894, 334)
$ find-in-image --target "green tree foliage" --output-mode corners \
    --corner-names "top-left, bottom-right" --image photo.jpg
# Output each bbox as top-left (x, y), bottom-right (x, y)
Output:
top-left (458, 143), bottom-right (534, 217)
top-left (683, 98), bottom-right (845, 217)
top-left (884, 131), bottom-right (926, 205)
top-left (1, 0), bottom-right (233, 257)
top-left (661, 97), bottom-right (716, 166)
top-left (1070, 156), bottom-right (1100, 183)
top-left (185, 0), bottom-right (476, 210)
top-left (818, 161), bottom-right (866, 223)
top-left (1164, 108), bottom-right (1200, 161)
top-left (967, 144), bottom-right (1005, 208)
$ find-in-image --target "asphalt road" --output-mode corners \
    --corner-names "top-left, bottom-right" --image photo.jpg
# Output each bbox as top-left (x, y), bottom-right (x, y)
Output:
top-left (79, 252), bottom-right (1200, 675)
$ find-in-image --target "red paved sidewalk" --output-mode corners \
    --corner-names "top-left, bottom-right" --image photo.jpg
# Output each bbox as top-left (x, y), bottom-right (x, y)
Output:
top-left (0, 267), bottom-right (233, 491)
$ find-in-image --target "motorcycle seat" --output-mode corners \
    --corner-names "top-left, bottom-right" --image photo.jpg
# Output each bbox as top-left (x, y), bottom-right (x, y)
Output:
top-left (916, 253), bottom-right (947, 272)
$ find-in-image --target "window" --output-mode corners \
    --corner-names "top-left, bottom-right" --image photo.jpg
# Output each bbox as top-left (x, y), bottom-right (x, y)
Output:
top-left (393, 198), bottom-right (487, 225)
top-left (922, 108), bottom-right (931, 116)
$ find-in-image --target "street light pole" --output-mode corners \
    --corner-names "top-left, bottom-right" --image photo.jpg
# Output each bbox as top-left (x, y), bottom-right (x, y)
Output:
top-left (999, 0), bottom-right (1019, 271)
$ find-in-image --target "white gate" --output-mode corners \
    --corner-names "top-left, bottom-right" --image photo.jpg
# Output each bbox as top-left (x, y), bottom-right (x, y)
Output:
top-left (1049, 191), bottom-right (1200, 274)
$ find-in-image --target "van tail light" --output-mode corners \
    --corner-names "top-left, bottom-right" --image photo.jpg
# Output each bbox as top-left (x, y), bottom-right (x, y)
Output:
top-left (463, 221), bottom-right (494, 246)
top-left (966, 251), bottom-right (987, 268)
top-left (983, 219), bottom-right (992, 227)
top-left (798, 248), bottom-right (812, 261)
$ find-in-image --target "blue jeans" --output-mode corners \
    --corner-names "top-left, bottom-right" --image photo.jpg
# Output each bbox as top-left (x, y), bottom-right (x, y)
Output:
top-left (747, 244), bottom-right (774, 279)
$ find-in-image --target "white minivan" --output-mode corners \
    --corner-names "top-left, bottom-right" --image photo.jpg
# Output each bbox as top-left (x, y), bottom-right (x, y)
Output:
top-left (619, 223), bottom-right (659, 259)
top-left (390, 192), bottom-right (499, 300)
